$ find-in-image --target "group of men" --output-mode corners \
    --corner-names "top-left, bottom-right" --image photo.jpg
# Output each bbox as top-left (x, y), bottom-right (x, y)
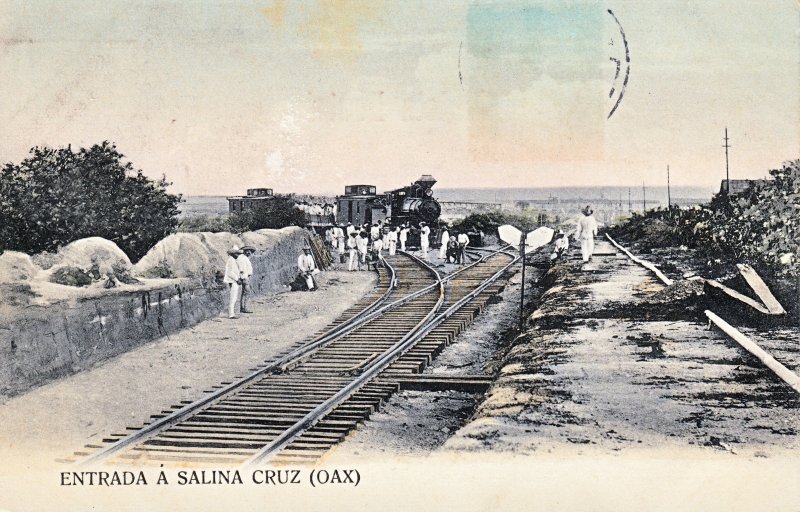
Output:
top-left (337, 219), bottom-right (404, 271)
top-left (295, 201), bottom-right (335, 217)
top-left (222, 245), bottom-right (256, 319)
top-left (436, 226), bottom-right (471, 264)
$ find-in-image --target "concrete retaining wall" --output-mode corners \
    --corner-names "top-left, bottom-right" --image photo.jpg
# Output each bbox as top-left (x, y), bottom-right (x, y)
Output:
top-left (0, 228), bottom-right (310, 397)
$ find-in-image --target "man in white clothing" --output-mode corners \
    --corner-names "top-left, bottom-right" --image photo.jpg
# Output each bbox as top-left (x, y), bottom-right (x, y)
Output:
top-left (223, 246), bottom-right (244, 319)
top-left (356, 232), bottom-right (369, 269)
top-left (419, 222), bottom-right (430, 260)
top-left (347, 232), bottom-right (360, 271)
top-left (297, 246), bottom-right (318, 290)
top-left (399, 224), bottom-right (409, 251)
top-left (387, 227), bottom-right (398, 256)
top-left (439, 226), bottom-right (449, 260)
top-left (237, 246), bottom-right (255, 313)
top-left (575, 205), bottom-right (598, 263)
top-left (457, 232), bottom-right (470, 264)
top-left (332, 224), bottom-right (345, 262)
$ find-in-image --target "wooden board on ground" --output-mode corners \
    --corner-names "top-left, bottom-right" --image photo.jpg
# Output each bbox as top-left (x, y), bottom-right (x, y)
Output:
top-left (737, 264), bottom-right (786, 315)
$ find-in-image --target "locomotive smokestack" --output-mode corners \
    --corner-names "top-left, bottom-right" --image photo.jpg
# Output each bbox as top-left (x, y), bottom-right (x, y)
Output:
top-left (415, 175), bottom-right (437, 187)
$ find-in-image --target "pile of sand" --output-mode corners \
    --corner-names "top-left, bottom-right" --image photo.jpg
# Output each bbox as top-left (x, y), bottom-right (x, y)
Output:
top-left (0, 251), bottom-right (40, 283)
top-left (54, 237), bottom-right (132, 275)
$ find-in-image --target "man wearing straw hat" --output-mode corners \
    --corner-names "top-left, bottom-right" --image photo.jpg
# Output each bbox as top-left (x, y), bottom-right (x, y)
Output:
top-left (297, 246), bottom-right (318, 291)
top-left (223, 246), bottom-right (244, 319)
top-left (575, 205), bottom-right (598, 263)
top-left (238, 246), bottom-right (256, 313)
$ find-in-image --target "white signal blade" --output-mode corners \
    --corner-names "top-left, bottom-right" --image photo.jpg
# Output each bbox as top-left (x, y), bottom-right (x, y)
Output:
top-left (498, 224), bottom-right (523, 247)
top-left (525, 226), bottom-right (555, 253)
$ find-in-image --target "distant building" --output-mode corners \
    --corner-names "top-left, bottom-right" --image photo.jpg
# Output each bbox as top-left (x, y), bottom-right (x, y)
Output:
top-left (718, 179), bottom-right (763, 196)
top-left (227, 188), bottom-right (274, 213)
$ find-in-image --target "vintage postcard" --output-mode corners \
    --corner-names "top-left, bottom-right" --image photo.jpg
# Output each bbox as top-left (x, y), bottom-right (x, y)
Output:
top-left (0, 1), bottom-right (798, 510)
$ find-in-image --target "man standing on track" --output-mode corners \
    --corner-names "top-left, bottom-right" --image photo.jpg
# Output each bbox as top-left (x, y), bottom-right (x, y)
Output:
top-left (457, 231), bottom-right (470, 264)
top-left (223, 246), bottom-right (244, 319)
top-left (439, 224), bottom-right (449, 260)
top-left (575, 205), bottom-right (598, 263)
top-left (399, 223), bottom-right (409, 251)
top-left (238, 246), bottom-right (255, 313)
top-left (387, 226), bottom-right (398, 256)
top-left (419, 222), bottom-right (430, 261)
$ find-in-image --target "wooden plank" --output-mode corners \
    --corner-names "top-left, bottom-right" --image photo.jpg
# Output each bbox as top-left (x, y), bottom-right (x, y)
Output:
top-left (704, 279), bottom-right (771, 315)
top-left (737, 264), bottom-right (786, 314)
top-left (705, 310), bottom-right (800, 393)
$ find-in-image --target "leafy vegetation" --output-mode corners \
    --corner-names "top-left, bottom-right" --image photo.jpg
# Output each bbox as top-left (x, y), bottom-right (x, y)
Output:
top-left (609, 159), bottom-right (800, 279)
top-left (449, 208), bottom-right (552, 235)
top-left (0, 142), bottom-right (181, 261)
top-left (177, 195), bottom-right (306, 234)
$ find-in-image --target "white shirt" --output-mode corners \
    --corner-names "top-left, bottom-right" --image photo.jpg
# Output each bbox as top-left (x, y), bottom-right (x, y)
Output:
top-left (236, 254), bottom-right (253, 278)
top-left (223, 256), bottom-right (242, 284)
top-left (576, 215), bottom-right (598, 240)
top-left (420, 226), bottom-right (430, 244)
top-left (298, 253), bottom-right (315, 273)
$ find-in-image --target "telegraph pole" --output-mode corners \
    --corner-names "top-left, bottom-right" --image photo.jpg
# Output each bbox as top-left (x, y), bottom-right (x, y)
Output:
top-left (518, 238), bottom-right (527, 331)
top-left (723, 127), bottom-right (732, 194)
top-left (667, 165), bottom-right (671, 209)
top-left (642, 181), bottom-right (646, 212)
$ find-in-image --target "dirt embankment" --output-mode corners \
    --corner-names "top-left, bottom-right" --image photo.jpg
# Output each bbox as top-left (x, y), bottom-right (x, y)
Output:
top-left (444, 241), bottom-right (800, 456)
top-left (0, 227), bottom-right (311, 397)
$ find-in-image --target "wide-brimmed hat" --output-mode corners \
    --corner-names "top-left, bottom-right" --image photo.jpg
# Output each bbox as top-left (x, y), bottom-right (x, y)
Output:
top-left (241, 245), bottom-right (256, 253)
top-left (227, 245), bottom-right (242, 255)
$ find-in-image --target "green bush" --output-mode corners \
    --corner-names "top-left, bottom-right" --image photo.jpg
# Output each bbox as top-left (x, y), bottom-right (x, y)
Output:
top-left (0, 142), bottom-right (181, 261)
top-left (450, 209), bottom-right (552, 236)
top-left (610, 159), bottom-right (800, 279)
top-left (230, 194), bottom-right (307, 231)
top-left (177, 214), bottom-right (234, 233)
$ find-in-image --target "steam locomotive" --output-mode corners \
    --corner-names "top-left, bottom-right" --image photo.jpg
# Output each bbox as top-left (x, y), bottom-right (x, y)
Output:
top-left (335, 175), bottom-right (441, 230)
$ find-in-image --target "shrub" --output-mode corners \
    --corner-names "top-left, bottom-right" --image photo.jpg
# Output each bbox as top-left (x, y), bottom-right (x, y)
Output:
top-left (0, 142), bottom-right (181, 261)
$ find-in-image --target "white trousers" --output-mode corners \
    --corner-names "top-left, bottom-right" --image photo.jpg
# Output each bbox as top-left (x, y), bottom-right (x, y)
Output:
top-left (228, 282), bottom-right (241, 318)
top-left (581, 237), bottom-right (595, 262)
top-left (348, 249), bottom-right (358, 270)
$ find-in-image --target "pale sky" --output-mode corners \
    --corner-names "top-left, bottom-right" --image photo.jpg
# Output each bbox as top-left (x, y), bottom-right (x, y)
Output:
top-left (0, 0), bottom-right (797, 195)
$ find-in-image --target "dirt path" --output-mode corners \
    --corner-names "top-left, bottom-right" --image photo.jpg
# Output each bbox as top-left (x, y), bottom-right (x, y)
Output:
top-left (445, 240), bottom-right (800, 456)
top-left (0, 270), bottom-right (375, 468)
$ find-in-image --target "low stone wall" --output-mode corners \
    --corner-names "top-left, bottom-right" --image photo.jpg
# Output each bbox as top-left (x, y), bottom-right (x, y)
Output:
top-left (0, 229), bottom-right (309, 397)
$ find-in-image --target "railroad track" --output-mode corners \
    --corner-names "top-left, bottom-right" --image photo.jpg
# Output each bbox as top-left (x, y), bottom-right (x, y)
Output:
top-left (72, 247), bottom-right (517, 467)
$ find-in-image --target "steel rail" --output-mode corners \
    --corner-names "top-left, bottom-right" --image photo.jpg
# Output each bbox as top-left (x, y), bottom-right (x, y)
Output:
top-left (77, 254), bottom-right (433, 466)
top-left (245, 250), bottom-right (516, 465)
